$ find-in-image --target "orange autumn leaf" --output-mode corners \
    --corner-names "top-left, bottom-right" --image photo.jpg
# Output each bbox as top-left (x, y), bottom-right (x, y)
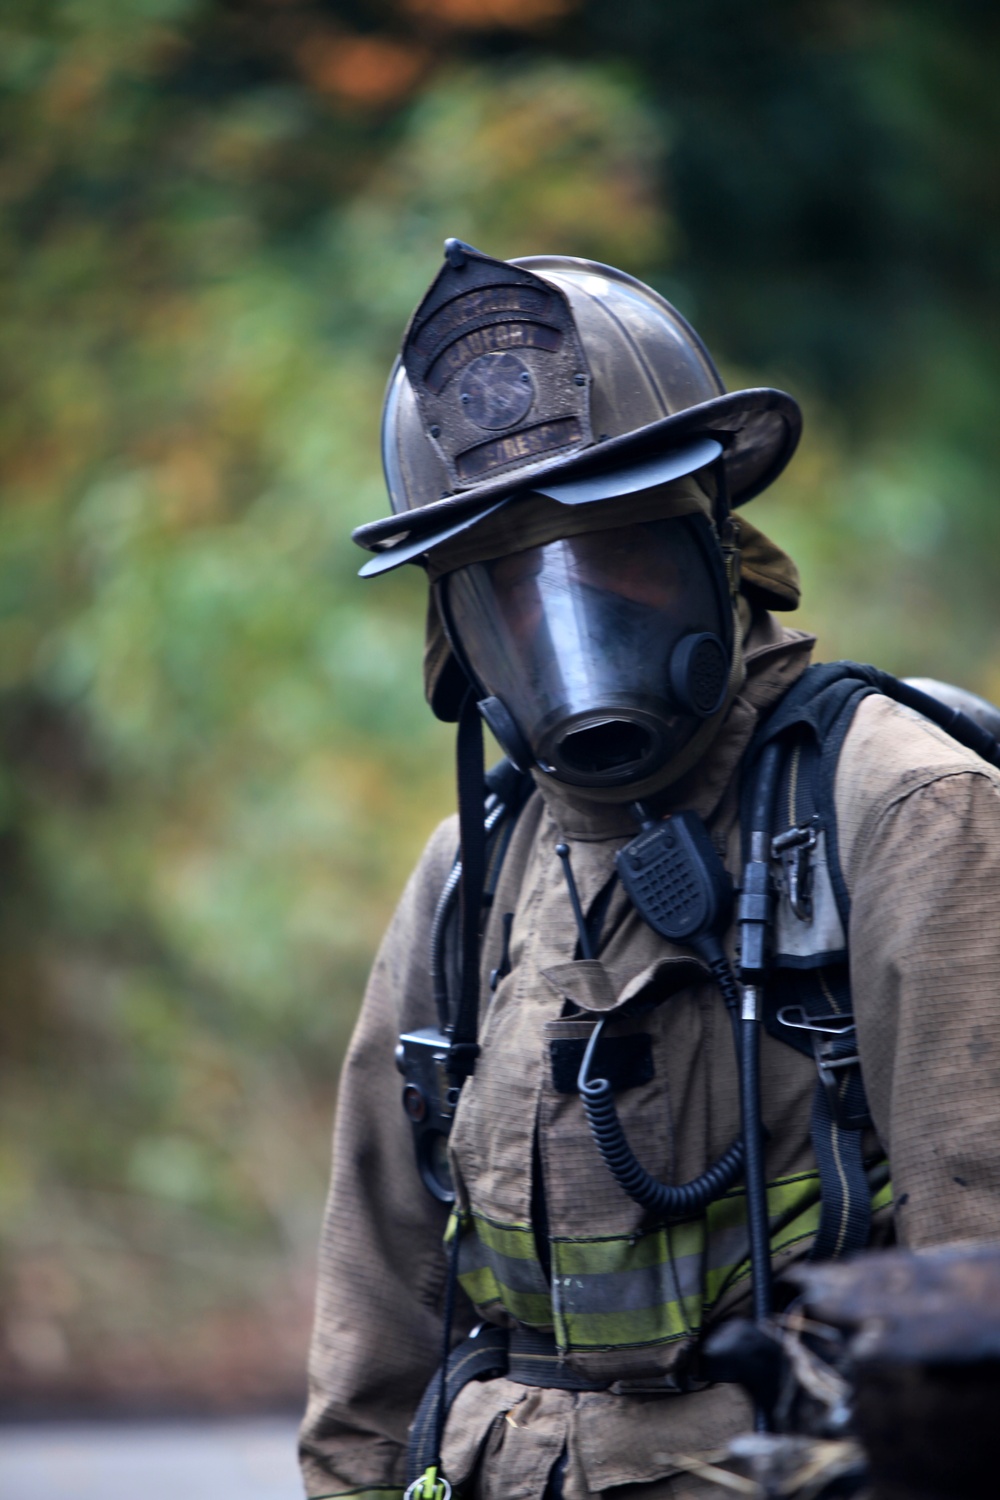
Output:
top-left (296, 30), bottom-right (428, 108)
top-left (401, 0), bottom-right (578, 26)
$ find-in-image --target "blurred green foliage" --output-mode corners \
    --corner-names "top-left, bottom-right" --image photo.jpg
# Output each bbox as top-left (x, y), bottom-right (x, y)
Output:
top-left (0, 0), bottom-right (996, 1408)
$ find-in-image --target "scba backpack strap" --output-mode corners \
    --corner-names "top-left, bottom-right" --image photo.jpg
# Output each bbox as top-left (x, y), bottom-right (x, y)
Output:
top-left (742, 661), bottom-right (1000, 1260)
top-left (431, 754), bottom-right (534, 1034)
top-left (767, 720), bottom-right (875, 1261)
top-left (395, 755), bottom-right (533, 1206)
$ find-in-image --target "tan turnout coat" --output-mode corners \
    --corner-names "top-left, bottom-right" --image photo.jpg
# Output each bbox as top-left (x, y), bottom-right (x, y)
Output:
top-left (301, 615), bottom-right (1000, 1500)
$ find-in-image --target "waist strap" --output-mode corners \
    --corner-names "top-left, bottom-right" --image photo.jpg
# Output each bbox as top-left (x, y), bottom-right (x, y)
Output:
top-left (406, 1325), bottom-right (509, 1486)
top-left (508, 1327), bottom-right (609, 1390)
top-left (407, 1324), bottom-right (609, 1483)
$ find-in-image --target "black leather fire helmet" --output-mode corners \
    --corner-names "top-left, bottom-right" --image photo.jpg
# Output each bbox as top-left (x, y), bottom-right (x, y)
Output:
top-left (353, 240), bottom-right (801, 577)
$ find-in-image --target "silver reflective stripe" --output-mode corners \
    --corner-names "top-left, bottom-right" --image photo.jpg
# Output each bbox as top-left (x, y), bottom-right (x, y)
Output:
top-left (551, 1232), bottom-right (704, 1319)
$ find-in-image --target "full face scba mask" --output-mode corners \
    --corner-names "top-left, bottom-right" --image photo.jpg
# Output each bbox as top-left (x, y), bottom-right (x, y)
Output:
top-left (437, 511), bottom-right (735, 791)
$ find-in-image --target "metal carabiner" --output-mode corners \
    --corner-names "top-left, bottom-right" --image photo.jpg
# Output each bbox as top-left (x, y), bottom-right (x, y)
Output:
top-left (405, 1469), bottom-right (453, 1500)
top-left (771, 816), bottom-right (820, 921)
top-left (776, 1004), bottom-right (856, 1037)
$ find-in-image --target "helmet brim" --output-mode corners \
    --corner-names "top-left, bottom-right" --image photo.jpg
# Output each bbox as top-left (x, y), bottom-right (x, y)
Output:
top-left (354, 386), bottom-right (801, 565)
top-left (358, 437), bottom-right (723, 577)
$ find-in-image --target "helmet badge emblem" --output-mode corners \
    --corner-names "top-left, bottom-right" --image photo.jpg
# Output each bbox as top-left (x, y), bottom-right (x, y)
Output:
top-left (400, 243), bottom-right (592, 489)
top-left (459, 353), bottom-right (535, 430)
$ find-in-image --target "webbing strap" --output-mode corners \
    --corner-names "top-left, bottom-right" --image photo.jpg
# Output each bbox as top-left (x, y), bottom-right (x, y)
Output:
top-left (768, 722), bottom-right (873, 1259)
top-left (406, 1325), bottom-right (510, 1486)
top-left (809, 1081), bottom-right (872, 1260)
top-left (450, 692), bottom-right (487, 1081)
top-left (506, 1327), bottom-right (609, 1389)
top-left (406, 1323), bottom-right (610, 1485)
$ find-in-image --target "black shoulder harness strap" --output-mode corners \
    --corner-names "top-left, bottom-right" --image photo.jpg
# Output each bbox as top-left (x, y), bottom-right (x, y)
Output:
top-left (432, 739), bottom-right (533, 1047)
top-left (741, 660), bottom-right (1000, 1260)
top-left (741, 664), bottom-right (881, 1260)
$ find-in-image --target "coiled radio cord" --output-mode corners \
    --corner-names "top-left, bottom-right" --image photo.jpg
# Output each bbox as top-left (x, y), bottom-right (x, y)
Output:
top-left (577, 1008), bottom-right (745, 1220)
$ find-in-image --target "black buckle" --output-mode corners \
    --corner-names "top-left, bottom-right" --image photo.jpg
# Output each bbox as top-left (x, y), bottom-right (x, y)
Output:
top-left (777, 1004), bottom-right (864, 1127)
top-left (771, 816), bottom-right (820, 921)
top-left (446, 1039), bottom-right (480, 1082)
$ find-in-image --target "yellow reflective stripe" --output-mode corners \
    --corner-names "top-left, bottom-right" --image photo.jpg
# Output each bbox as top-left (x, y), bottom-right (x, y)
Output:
top-left (771, 1170), bottom-right (823, 1216)
top-left (462, 1220), bottom-right (549, 1288)
top-left (457, 1216), bottom-right (554, 1324)
top-left (556, 1297), bottom-right (694, 1350)
top-left (552, 1216), bottom-right (705, 1276)
top-left (495, 1289), bottom-right (553, 1324)
top-left (872, 1177), bottom-right (893, 1212)
top-left (705, 1172), bottom-right (823, 1300)
top-left (550, 1217), bottom-right (706, 1350)
top-left (471, 1214), bottom-right (540, 1261)
top-left (456, 1263), bottom-right (551, 1325)
top-left (702, 1170), bottom-right (825, 1236)
top-left (458, 1263), bottom-right (503, 1307)
top-left (553, 1174), bottom-right (824, 1349)
top-left (455, 1167), bottom-right (892, 1350)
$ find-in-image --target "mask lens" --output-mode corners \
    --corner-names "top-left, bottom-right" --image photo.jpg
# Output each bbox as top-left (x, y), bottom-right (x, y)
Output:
top-left (442, 515), bottom-right (731, 788)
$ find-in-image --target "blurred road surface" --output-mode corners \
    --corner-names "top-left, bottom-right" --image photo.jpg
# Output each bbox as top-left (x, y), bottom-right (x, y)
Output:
top-left (0, 1415), bottom-right (302, 1500)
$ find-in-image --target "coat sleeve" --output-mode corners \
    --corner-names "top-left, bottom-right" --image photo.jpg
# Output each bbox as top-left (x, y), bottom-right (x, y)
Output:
top-left (299, 814), bottom-right (477, 1500)
top-left (845, 752), bottom-right (1000, 1250)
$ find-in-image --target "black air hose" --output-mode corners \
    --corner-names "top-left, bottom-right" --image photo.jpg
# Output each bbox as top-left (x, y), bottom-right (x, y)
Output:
top-left (430, 860), bottom-right (462, 1031)
top-left (740, 1015), bottom-right (768, 1297)
top-left (738, 741), bottom-right (782, 1332)
top-left (430, 798), bottom-right (508, 1032)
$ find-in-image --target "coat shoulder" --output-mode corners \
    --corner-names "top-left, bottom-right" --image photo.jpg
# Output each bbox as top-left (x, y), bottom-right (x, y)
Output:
top-left (834, 692), bottom-right (1000, 888)
top-left (415, 810), bottom-right (460, 886)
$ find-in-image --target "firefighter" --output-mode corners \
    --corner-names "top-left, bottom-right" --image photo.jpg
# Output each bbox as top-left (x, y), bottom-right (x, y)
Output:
top-left (299, 243), bottom-right (1000, 1500)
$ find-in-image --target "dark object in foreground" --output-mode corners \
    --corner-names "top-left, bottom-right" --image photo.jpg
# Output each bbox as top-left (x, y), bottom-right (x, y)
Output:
top-left (790, 1241), bottom-right (1000, 1500)
top-left (703, 1240), bottom-right (1000, 1498)
top-left (702, 1319), bottom-right (784, 1429)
